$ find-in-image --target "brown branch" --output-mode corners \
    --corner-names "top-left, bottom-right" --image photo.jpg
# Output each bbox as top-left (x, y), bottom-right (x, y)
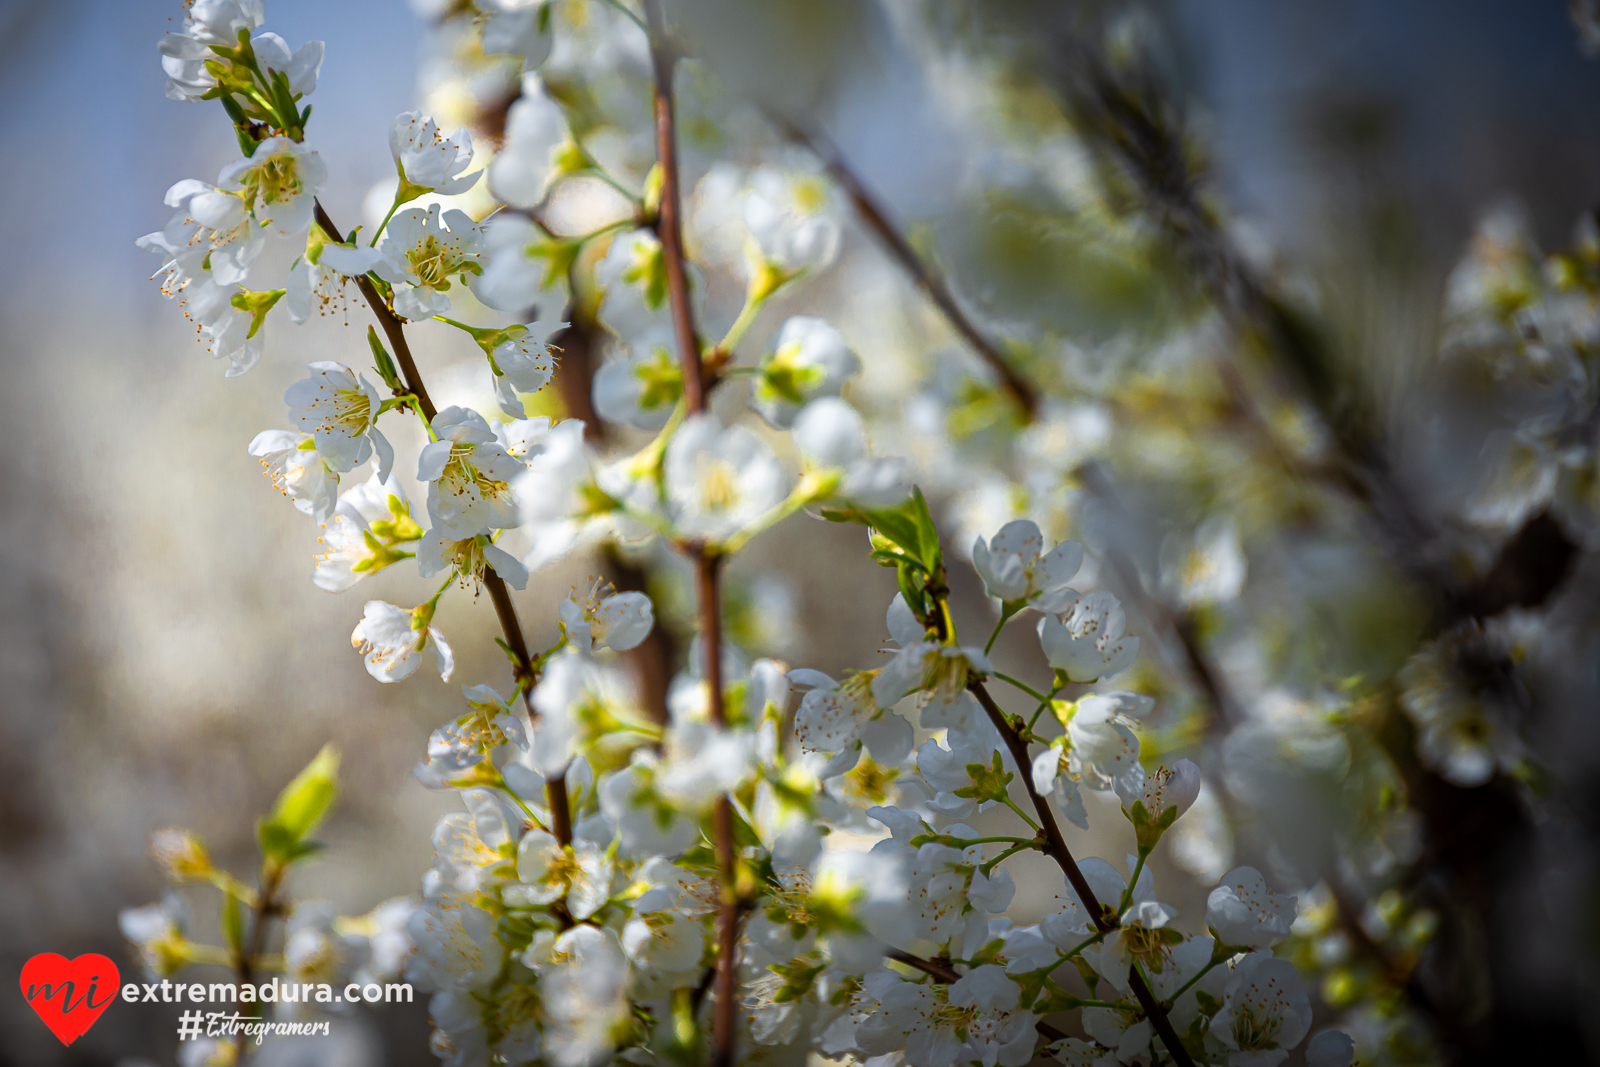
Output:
top-left (233, 861), bottom-right (286, 1060)
top-left (969, 680), bottom-right (1198, 1067)
top-left (311, 198), bottom-right (572, 849)
top-left (643, 6), bottom-right (708, 413)
top-left (639, 6), bottom-right (741, 1064)
top-left (774, 118), bottom-right (1039, 422)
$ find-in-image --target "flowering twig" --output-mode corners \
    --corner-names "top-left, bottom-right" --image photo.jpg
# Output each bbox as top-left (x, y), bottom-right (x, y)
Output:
top-left (640, 3), bottom-right (742, 1062)
top-left (968, 680), bottom-right (1198, 1067)
top-left (310, 200), bottom-right (573, 849)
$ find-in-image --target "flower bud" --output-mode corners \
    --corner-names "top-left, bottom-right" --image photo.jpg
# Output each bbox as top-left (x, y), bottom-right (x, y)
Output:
top-left (150, 828), bottom-right (213, 884)
top-left (1119, 758), bottom-right (1202, 851)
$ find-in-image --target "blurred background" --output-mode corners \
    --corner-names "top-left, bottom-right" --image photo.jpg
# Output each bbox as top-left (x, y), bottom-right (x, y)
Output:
top-left (4, 1), bottom-right (1600, 1064)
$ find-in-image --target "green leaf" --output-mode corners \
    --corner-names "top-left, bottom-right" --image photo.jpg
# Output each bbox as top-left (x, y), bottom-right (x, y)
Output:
top-left (257, 744), bottom-right (339, 864)
top-left (908, 487), bottom-right (944, 573)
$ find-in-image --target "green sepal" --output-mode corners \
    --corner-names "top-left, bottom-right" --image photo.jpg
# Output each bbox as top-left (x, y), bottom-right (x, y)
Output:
top-left (767, 957), bottom-right (826, 1004)
top-left (231, 287), bottom-right (285, 338)
top-left (954, 751), bottom-right (1013, 803)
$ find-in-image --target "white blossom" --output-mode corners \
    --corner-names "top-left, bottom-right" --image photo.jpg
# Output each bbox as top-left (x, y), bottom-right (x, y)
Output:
top-left (417, 528), bottom-right (530, 590)
top-left (872, 595), bottom-right (992, 709)
top-left (217, 137), bottom-right (327, 238)
top-left (142, 178), bottom-right (263, 288)
top-left (972, 518), bottom-right (1084, 611)
top-left (513, 830), bottom-right (612, 920)
top-left (475, 216), bottom-right (549, 313)
top-left (418, 406), bottom-right (524, 537)
top-left (1161, 515), bottom-right (1247, 607)
top-left (389, 112), bottom-right (481, 196)
top-left (489, 318), bottom-right (564, 419)
top-left (663, 414), bottom-right (787, 542)
top-left (1305, 1029), bottom-right (1357, 1067)
top-left (284, 361), bottom-right (393, 477)
top-left (1065, 691), bottom-right (1153, 793)
top-left (753, 316), bottom-right (860, 428)
top-left (249, 429), bottom-right (338, 523)
top-left (1038, 590), bottom-right (1139, 682)
top-left (489, 76), bottom-right (571, 211)
top-left (593, 341), bottom-right (682, 431)
top-left (857, 967), bottom-right (1036, 1067)
top-left (793, 397), bottom-right (912, 507)
top-left (351, 600), bottom-right (455, 683)
top-left (119, 893), bottom-right (190, 978)
top-left (313, 470), bottom-right (418, 591)
top-left (1210, 953), bottom-right (1313, 1067)
top-left (558, 578), bottom-right (654, 652)
top-left (1206, 866), bottom-right (1297, 949)
top-left (407, 891), bottom-right (499, 992)
top-left (374, 205), bottom-right (485, 321)
top-left (482, 1), bottom-right (554, 68)
top-left (1116, 758), bottom-right (1202, 822)
top-left (537, 926), bottom-right (631, 1067)
top-left (745, 164), bottom-right (843, 274)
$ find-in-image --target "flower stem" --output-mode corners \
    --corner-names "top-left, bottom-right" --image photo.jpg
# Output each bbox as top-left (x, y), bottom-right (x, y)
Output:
top-left (1027, 684), bottom-right (1063, 730)
top-left (370, 193), bottom-right (402, 247)
top-left (1000, 795), bottom-right (1042, 833)
top-left (993, 671), bottom-right (1050, 704)
top-left (983, 605), bottom-right (1016, 656)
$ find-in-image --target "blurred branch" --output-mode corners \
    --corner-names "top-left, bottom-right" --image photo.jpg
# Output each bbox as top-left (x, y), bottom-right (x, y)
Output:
top-left (1025, 30), bottom-right (1576, 1060)
top-left (774, 117), bottom-right (1040, 421)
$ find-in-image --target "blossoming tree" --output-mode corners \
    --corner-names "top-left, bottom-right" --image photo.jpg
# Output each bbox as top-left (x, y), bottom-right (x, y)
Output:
top-left (122, 1), bottom-right (1600, 1065)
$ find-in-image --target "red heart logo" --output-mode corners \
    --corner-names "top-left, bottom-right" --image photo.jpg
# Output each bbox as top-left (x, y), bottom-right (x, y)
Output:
top-left (19, 953), bottom-right (120, 1046)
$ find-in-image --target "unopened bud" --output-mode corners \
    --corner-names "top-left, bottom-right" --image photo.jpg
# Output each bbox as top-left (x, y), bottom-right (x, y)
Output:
top-left (151, 828), bottom-right (212, 884)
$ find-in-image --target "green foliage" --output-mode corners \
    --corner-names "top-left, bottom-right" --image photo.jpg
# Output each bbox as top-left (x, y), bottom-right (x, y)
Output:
top-left (822, 486), bottom-right (946, 627)
top-left (257, 743), bottom-right (340, 865)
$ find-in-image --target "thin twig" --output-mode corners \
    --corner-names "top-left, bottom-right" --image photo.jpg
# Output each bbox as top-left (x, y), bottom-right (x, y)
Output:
top-left (311, 199), bottom-right (573, 850)
top-left (774, 117), bottom-right (1039, 421)
top-left (642, 6), bottom-right (708, 410)
top-left (639, 6), bottom-right (742, 1064)
top-left (969, 680), bottom-right (1198, 1067)
top-left (233, 861), bottom-right (285, 1060)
